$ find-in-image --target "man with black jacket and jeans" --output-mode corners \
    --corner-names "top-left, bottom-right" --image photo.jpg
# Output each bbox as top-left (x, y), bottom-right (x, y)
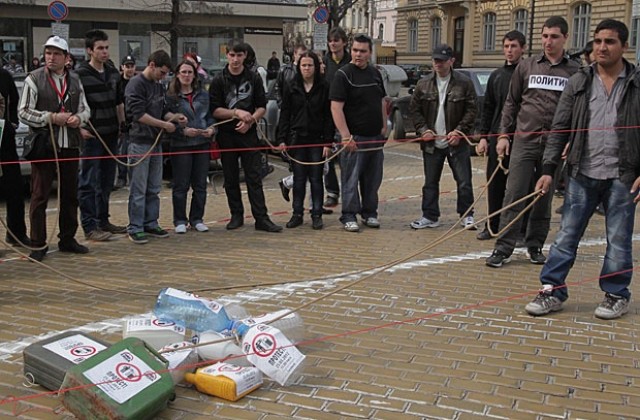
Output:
top-left (475, 31), bottom-right (526, 240)
top-left (77, 29), bottom-right (126, 242)
top-left (525, 19), bottom-right (640, 320)
top-left (209, 41), bottom-right (282, 232)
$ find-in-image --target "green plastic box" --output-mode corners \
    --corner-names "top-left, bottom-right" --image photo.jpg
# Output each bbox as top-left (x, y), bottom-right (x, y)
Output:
top-left (60, 337), bottom-right (175, 419)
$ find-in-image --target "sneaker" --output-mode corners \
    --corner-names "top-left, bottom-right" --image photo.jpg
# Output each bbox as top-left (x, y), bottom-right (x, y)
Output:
top-left (594, 293), bottom-right (629, 320)
top-left (85, 229), bottom-right (112, 242)
top-left (101, 222), bottom-right (127, 234)
top-left (461, 215), bottom-right (477, 230)
top-left (525, 288), bottom-right (564, 316)
top-left (363, 217), bottom-right (380, 228)
top-left (344, 221), bottom-right (359, 232)
top-left (527, 247), bottom-right (546, 265)
top-left (476, 229), bottom-right (492, 240)
top-left (410, 217), bottom-right (439, 229)
top-left (144, 226), bottom-right (169, 238)
top-left (128, 232), bottom-right (148, 244)
top-left (175, 224), bottom-right (187, 234)
top-left (194, 223), bottom-right (209, 232)
top-left (485, 250), bottom-right (511, 268)
top-left (324, 194), bottom-right (338, 208)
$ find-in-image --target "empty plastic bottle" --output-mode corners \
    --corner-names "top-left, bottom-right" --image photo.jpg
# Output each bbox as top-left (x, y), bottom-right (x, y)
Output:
top-left (195, 331), bottom-right (250, 366)
top-left (154, 288), bottom-right (238, 332)
top-left (234, 309), bottom-right (304, 342)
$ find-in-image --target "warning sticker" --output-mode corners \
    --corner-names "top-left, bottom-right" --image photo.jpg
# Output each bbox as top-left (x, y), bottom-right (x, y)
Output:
top-left (83, 350), bottom-right (160, 404)
top-left (201, 363), bottom-right (262, 396)
top-left (125, 316), bottom-right (186, 333)
top-left (43, 334), bottom-right (107, 364)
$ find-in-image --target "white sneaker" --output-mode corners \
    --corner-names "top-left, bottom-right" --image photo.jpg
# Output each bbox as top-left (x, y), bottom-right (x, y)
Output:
top-left (410, 217), bottom-right (439, 229)
top-left (344, 221), bottom-right (360, 232)
top-left (194, 223), bottom-right (209, 232)
top-left (175, 224), bottom-right (187, 234)
top-left (461, 216), bottom-right (477, 230)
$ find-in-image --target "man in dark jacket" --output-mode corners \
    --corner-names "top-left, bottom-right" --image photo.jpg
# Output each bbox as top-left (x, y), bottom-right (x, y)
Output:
top-left (77, 29), bottom-right (127, 242)
top-left (266, 51), bottom-right (280, 86)
top-left (525, 19), bottom-right (640, 320)
top-left (475, 30), bottom-right (526, 240)
top-left (408, 44), bottom-right (477, 230)
top-left (209, 41), bottom-right (282, 232)
top-left (275, 44), bottom-right (306, 103)
top-left (486, 16), bottom-right (580, 268)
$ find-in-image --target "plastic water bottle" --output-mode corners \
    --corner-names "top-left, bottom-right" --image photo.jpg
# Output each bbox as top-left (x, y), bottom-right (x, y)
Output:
top-left (234, 309), bottom-right (304, 342)
top-left (195, 331), bottom-right (250, 366)
top-left (153, 288), bottom-right (236, 332)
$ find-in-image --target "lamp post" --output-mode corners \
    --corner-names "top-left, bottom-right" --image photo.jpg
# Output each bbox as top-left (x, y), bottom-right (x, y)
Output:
top-left (528, 0), bottom-right (535, 57)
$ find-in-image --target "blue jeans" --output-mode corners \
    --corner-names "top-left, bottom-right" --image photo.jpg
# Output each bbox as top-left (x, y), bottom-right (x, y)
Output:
top-left (171, 143), bottom-right (210, 226)
top-left (127, 142), bottom-right (163, 234)
top-left (117, 132), bottom-right (130, 183)
top-left (291, 145), bottom-right (324, 217)
top-left (540, 174), bottom-right (636, 301)
top-left (421, 146), bottom-right (474, 221)
top-left (339, 135), bottom-right (384, 223)
top-left (78, 136), bottom-right (117, 233)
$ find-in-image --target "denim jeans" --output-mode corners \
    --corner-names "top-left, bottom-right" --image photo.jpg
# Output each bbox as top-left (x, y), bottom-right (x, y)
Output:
top-left (78, 136), bottom-right (117, 233)
top-left (117, 132), bottom-right (130, 183)
top-left (127, 142), bottom-right (163, 234)
top-left (324, 132), bottom-right (341, 197)
top-left (421, 146), bottom-right (474, 221)
top-left (291, 145), bottom-right (324, 217)
top-left (540, 174), bottom-right (636, 302)
top-left (339, 135), bottom-right (384, 223)
top-left (171, 143), bottom-right (210, 226)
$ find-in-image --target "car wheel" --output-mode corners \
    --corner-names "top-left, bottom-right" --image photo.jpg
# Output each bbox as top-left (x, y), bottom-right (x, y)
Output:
top-left (392, 110), bottom-right (405, 141)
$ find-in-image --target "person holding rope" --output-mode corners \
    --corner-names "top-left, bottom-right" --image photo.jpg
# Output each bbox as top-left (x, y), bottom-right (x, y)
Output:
top-left (125, 50), bottom-right (179, 244)
top-left (408, 44), bottom-right (477, 230)
top-left (209, 40), bottom-right (282, 233)
top-left (276, 51), bottom-right (333, 230)
top-left (475, 31), bottom-right (526, 240)
top-left (485, 16), bottom-right (580, 268)
top-left (114, 55), bottom-right (137, 190)
top-left (77, 29), bottom-right (127, 243)
top-left (18, 36), bottom-right (91, 261)
top-left (330, 34), bottom-right (387, 233)
top-left (525, 19), bottom-right (640, 319)
top-left (165, 60), bottom-right (215, 234)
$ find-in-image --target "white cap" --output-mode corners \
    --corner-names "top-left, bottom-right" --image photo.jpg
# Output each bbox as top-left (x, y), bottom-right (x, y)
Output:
top-left (43, 36), bottom-right (68, 53)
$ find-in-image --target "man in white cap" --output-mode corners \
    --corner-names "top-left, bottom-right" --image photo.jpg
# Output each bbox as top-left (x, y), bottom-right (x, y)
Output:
top-left (18, 35), bottom-right (91, 262)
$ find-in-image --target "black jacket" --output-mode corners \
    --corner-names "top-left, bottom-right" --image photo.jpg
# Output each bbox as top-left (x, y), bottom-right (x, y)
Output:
top-left (0, 68), bottom-right (19, 157)
top-left (543, 59), bottom-right (640, 187)
top-left (277, 77), bottom-right (333, 145)
top-left (324, 51), bottom-right (351, 86)
top-left (479, 61), bottom-right (518, 139)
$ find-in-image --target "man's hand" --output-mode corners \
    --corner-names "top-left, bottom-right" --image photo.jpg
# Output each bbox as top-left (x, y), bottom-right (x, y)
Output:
top-left (561, 142), bottom-right (570, 160)
top-left (234, 109), bottom-right (254, 124)
top-left (66, 115), bottom-right (81, 129)
top-left (235, 120), bottom-right (252, 134)
top-left (202, 128), bottom-right (214, 138)
top-left (164, 122), bottom-right (176, 134)
top-left (476, 138), bottom-right (488, 156)
top-left (52, 112), bottom-right (71, 126)
top-left (277, 142), bottom-right (287, 153)
top-left (322, 146), bottom-right (331, 158)
top-left (343, 136), bottom-right (357, 152)
top-left (80, 128), bottom-right (94, 140)
top-left (496, 136), bottom-right (510, 157)
top-left (446, 131), bottom-right (460, 147)
top-left (631, 176), bottom-right (640, 203)
top-left (184, 127), bottom-right (200, 138)
top-left (421, 130), bottom-right (435, 142)
top-left (176, 113), bottom-right (188, 128)
top-left (535, 175), bottom-right (553, 195)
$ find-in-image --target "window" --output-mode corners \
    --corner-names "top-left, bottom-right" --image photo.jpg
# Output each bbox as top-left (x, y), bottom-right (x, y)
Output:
top-left (483, 13), bottom-right (496, 51)
top-left (408, 19), bottom-right (418, 53)
top-left (632, 17), bottom-right (640, 48)
top-left (514, 9), bottom-right (528, 39)
top-left (431, 17), bottom-right (441, 48)
top-left (572, 3), bottom-right (591, 49)
top-left (378, 23), bottom-right (384, 40)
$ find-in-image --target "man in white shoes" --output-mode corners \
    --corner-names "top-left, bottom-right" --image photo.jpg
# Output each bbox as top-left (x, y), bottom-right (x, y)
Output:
top-left (408, 44), bottom-right (477, 230)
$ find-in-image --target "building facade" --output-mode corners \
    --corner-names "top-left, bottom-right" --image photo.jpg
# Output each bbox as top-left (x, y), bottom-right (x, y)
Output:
top-left (0, 0), bottom-right (306, 72)
top-left (396, 0), bottom-right (638, 67)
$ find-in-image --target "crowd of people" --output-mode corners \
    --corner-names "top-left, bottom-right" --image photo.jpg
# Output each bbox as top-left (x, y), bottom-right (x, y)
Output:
top-left (0, 17), bottom-right (638, 320)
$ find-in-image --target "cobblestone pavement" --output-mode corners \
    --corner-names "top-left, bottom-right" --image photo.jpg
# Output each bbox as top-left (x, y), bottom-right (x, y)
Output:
top-left (0, 143), bottom-right (638, 419)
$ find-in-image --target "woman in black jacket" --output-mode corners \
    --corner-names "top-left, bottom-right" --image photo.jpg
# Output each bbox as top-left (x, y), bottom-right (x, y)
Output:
top-left (277, 51), bottom-right (333, 230)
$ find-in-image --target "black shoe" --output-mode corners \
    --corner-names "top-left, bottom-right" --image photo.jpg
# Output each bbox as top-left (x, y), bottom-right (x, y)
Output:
top-left (226, 215), bottom-right (244, 230)
top-left (486, 250), bottom-right (511, 268)
top-left (476, 229), bottom-right (492, 240)
top-left (29, 246), bottom-right (48, 262)
top-left (555, 205), bottom-right (564, 214)
top-left (255, 219), bottom-right (283, 232)
top-left (312, 216), bottom-right (323, 230)
top-left (286, 214), bottom-right (303, 228)
top-left (58, 240), bottom-right (89, 254)
top-left (322, 207), bottom-right (334, 215)
top-left (324, 195), bottom-right (338, 207)
top-left (595, 204), bottom-right (605, 215)
top-left (278, 180), bottom-right (290, 202)
top-left (5, 235), bottom-right (32, 247)
top-left (527, 247), bottom-right (546, 265)
top-left (101, 222), bottom-right (127, 234)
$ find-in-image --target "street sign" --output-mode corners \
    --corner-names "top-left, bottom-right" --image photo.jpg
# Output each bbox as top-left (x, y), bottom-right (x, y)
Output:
top-left (313, 7), bottom-right (329, 24)
top-left (48, 1), bottom-right (69, 22)
top-left (313, 23), bottom-right (328, 50)
top-left (51, 22), bottom-right (69, 41)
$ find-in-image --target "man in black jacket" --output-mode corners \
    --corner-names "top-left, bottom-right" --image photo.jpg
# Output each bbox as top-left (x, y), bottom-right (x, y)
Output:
top-left (525, 19), bottom-right (640, 320)
top-left (209, 41), bottom-right (282, 232)
top-left (475, 30), bottom-right (526, 240)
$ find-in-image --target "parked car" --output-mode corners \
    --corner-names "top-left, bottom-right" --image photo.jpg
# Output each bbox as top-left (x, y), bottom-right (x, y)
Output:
top-left (399, 64), bottom-right (431, 87)
top-left (389, 67), bottom-right (494, 143)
